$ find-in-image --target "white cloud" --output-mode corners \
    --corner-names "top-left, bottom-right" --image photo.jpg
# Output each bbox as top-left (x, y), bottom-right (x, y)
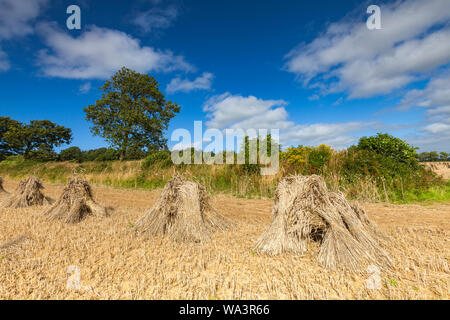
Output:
top-left (171, 140), bottom-right (203, 151)
top-left (203, 93), bottom-right (370, 148)
top-left (78, 82), bottom-right (91, 94)
top-left (422, 123), bottom-right (450, 134)
top-left (203, 93), bottom-right (288, 130)
top-left (36, 23), bottom-right (194, 79)
top-left (0, 0), bottom-right (47, 71)
top-left (285, 0), bottom-right (450, 98)
top-left (133, 5), bottom-right (178, 33)
top-left (0, 0), bottom-right (47, 40)
top-left (166, 72), bottom-right (214, 93)
top-left (399, 73), bottom-right (450, 110)
top-left (427, 105), bottom-right (450, 117)
top-left (396, 73), bottom-right (450, 151)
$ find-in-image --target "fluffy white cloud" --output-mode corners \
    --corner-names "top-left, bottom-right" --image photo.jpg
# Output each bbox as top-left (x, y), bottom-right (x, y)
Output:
top-left (133, 5), bottom-right (178, 33)
top-left (422, 123), bottom-right (450, 134)
top-left (397, 73), bottom-right (450, 150)
top-left (203, 93), bottom-right (370, 148)
top-left (166, 72), bottom-right (214, 93)
top-left (399, 73), bottom-right (450, 110)
top-left (0, 0), bottom-right (47, 39)
top-left (203, 93), bottom-right (288, 130)
top-left (0, 0), bottom-right (47, 71)
top-left (37, 23), bottom-right (194, 79)
top-left (396, 73), bottom-right (450, 138)
top-left (285, 0), bottom-right (450, 98)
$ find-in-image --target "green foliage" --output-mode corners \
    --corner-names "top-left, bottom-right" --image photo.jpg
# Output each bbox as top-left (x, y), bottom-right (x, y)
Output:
top-left (81, 148), bottom-right (109, 162)
top-left (238, 134), bottom-right (280, 175)
top-left (440, 152), bottom-right (450, 161)
top-left (282, 144), bottom-right (333, 174)
top-left (124, 147), bottom-right (147, 161)
top-left (418, 151), bottom-right (449, 162)
top-left (84, 67), bottom-right (180, 160)
top-left (60, 146), bottom-right (83, 162)
top-left (357, 133), bottom-right (418, 165)
top-left (142, 150), bottom-right (172, 169)
top-left (95, 148), bottom-right (120, 161)
top-left (78, 148), bottom-right (119, 162)
top-left (26, 145), bottom-right (59, 162)
top-left (0, 117), bottom-right (71, 159)
top-left (0, 117), bottom-right (23, 159)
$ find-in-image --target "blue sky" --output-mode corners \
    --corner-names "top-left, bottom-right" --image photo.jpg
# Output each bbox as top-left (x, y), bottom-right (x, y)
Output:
top-left (0, 0), bottom-right (449, 152)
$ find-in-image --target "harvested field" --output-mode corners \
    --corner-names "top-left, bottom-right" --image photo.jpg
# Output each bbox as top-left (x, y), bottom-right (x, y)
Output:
top-left (423, 162), bottom-right (450, 180)
top-left (0, 178), bottom-right (448, 299)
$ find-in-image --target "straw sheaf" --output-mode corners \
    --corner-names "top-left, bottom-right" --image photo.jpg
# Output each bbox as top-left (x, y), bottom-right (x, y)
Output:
top-left (135, 176), bottom-right (232, 242)
top-left (255, 175), bottom-right (393, 272)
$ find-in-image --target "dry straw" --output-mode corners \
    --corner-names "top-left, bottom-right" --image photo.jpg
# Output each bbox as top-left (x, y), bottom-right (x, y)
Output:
top-left (135, 176), bottom-right (232, 242)
top-left (44, 177), bottom-right (108, 223)
top-left (0, 177), bottom-right (7, 194)
top-left (254, 175), bottom-right (392, 272)
top-left (0, 176), bottom-right (53, 208)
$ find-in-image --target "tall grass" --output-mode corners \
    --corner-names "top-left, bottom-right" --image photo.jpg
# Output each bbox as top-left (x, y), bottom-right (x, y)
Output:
top-left (0, 152), bottom-right (448, 204)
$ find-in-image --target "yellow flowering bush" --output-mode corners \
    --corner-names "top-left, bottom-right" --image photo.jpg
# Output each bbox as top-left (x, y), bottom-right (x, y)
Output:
top-left (281, 144), bottom-right (334, 172)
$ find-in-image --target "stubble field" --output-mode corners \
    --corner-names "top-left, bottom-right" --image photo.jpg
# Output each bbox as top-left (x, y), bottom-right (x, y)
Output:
top-left (0, 179), bottom-right (448, 299)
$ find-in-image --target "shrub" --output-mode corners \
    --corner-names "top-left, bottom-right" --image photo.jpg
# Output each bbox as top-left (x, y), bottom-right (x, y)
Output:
top-left (124, 148), bottom-right (147, 160)
top-left (142, 150), bottom-right (172, 169)
top-left (26, 146), bottom-right (59, 162)
top-left (60, 146), bottom-right (83, 162)
top-left (281, 144), bottom-right (333, 174)
top-left (95, 148), bottom-right (120, 161)
top-left (357, 133), bottom-right (418, 166)
top-left (81, 148), bottom-right (119, 162)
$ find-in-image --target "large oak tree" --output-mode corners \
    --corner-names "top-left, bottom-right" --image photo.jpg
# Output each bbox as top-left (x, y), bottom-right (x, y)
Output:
top-left (84, 67), bottom-right (180, 161)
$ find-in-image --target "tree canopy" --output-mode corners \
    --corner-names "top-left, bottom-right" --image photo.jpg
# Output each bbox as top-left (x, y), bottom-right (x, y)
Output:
top-left (356, 133), bottom-right (418, 165)
top-left (0, 117), bottom-right (72, 160)
top-left (84, 67), bottom-right (180, 161)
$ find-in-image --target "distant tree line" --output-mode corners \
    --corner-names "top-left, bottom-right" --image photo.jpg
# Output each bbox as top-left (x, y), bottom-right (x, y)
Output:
top-left (417, 151), bottom-right (450, 162)
top-left (59, 146), bottom-right (151, 162)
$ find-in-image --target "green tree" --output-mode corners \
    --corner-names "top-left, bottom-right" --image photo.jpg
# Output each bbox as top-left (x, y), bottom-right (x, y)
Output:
top-left (20, 120), bottom-right (72, 156)
top-left (1, 118), bottom-right (71, 159)
top-left (60, 146), bottom-right (83, 162)
top-left (84, 67), bottom-right (180, 161)
top-left (0, 117), bottom-right (23, 159)
top-left (439, 152), bottom-right (449, 161)
top-left (429, 151), bottom-right (439, 162)
top-left (357, 133), bottom-right (418, 165)
top-left (239, 134), bottom-right (280, 174)
top-left (27, 145), bottom-right (59, 162)
top-left (418, 152), bottom-right (431, 162)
